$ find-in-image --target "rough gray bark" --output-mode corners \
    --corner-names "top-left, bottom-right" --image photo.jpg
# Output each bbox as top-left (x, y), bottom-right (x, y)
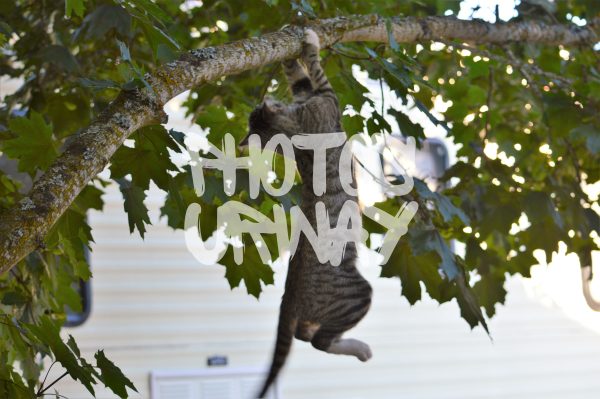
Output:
top-left (0, 14), bottom-right (597, 273)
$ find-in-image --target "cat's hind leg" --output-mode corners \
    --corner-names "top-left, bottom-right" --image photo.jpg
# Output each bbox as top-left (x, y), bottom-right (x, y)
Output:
top-left (310, 327), bottom-right (372, 362)
top-left (295, 320), bottom-right (320, 342)
top-left (327, 338), bottom-right (372, 362)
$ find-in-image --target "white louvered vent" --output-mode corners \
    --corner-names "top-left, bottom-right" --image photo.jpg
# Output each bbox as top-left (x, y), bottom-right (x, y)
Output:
top-left (150, 368), bottom-right (280, 399)
top-left (157, 381), bottom-right (195, 399)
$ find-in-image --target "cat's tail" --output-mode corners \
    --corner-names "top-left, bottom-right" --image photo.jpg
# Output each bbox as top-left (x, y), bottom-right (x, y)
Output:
top-left (257, 301), bottom-right (297, 398)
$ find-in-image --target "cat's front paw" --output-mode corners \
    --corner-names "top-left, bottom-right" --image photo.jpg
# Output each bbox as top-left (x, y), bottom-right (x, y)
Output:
top-left (303, 28), bottom-right (320, 49)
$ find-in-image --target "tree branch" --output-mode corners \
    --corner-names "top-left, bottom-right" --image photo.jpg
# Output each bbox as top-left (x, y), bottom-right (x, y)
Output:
top-left (0, 14), bottom-right (597, 273)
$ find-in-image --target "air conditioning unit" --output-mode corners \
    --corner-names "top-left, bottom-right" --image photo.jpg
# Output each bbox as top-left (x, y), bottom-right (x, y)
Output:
top-left (150, 368), bottom-right (280, 399)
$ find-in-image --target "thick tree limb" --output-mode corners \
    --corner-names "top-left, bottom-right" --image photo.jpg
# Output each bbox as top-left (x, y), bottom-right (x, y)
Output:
top-left (0, 14), bottom-right (597, 273)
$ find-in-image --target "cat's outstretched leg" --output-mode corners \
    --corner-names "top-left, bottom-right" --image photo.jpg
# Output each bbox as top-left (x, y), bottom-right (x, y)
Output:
top-left (311, 327), bottom-right (372, 362)
top-left (327, 338), bottom-right (372, 362)
top-left (302, 29), bottom-right (335, 98)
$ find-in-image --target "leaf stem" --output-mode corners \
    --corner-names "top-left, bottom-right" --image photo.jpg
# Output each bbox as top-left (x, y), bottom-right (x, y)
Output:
top-left (37, 371), bottom-right (69, 397)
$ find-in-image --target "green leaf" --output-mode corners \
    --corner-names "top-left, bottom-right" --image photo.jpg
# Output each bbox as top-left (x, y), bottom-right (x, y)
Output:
top-left (332, 68), bottom-right (370, 111)
top-left (43, 189), bottom-right (95, 281)
top-left (342, 114), bottom-right (364, 135)
top-left (523, 191), bottom-right (563, 228)
top-left (463, 57), bottom-right (489, 79)
top-left (56, 270), bottom-right (83, 313)
top-left (409, 227), bottom-right (459, 280)
top-left (464, 237), bottom-right (501, 275)
top-left (388, 108), bottom-right (425, 141)
top-left (74, 5), bottom-right (131, 40)
top-left (472, 272), bottom-right (507, 318)
top-left (456, 274), bottom-right (490, 333)
top-left (196, 104), bottom-right (237, 137)
top-left (138, 20), bottom-right (180, 58)
top-left (571, 124), bottom-right (600, 155)
top-left (436, 0), bottom-right (461, 13)
top-left (366, 111), bottom-right (392, 134)
top-left (74, 184), bottom-right (104, 213)
top-left (506, 251), bottom-right (536, 278)
top-left (160, 171), bottom-right (218, 240)
top-left (441, 161), bottom-right (478, 182)
top-left (291, 0), bottom-right (316, 18)
top-left (127, 0), bottom-right (171, 25)
top-left (25, 317), bottom-right (96, 395)
top-left (414, 99), bottom-right (448, 130)
top-left (0, 356), bottom-right (33, 399)
top-left (1, 291), bottom-right (28, 306)
top-left (3, 111), bottom-right (58, 176)
top-left (407, 227), bottom-right (488, 332)
top-left (414, 179), bottom-right (469, 224)
top-left (65, 0), bottom-right (86, 18)
top-left (543, 92), bottom-right (580, 135)
top-left (467, 85), bottom-right (487, 105)
top-left (37, 45), bottom-right (80, 72)
top-left (45, 207), bottom-right (93, 267)
top-left (116, 179), bottom-right (151, 238)
top-left (367, 46), bottom-right (412, 88)
top-left (220, 235), bottom-right (275, 298)
top-left (110, 125), bottom-right (179, 191)
top-left (167, 129), bottom-right (186, 147)
top-left (67, 335), bottom-right (81, 357)
top-left (381, 241), bottom-right (443, 305)
top-left (479, 202), bottom-right (520, 239)
top-left (95, 350), bottom-right (137, 398)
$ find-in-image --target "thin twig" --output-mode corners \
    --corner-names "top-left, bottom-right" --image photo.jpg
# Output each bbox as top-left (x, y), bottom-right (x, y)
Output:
top-left (439, 39), bottom-right (573, 88)
top-left (377, 66), bottom-right (412, 175)
top-left (379, 72), bottom-right (385, 117)
top-left (329, 45), bottom-right (372, 61)
top-left (354, 154), bottom-right (395, 190)
top-left (9, 268), bottom-right (30, 295)
top-left (503, 45), bottom-right (543, 99)
top-left (483, 66), bottom-right (494, 140)
top-left (37, 361), bottom-right (57, 397)
top-left (36, 252), bottom-right (51, 274)
top-left (563, 137), bottom-right (585, 188)
top-left (37, 371), bottom-right (69, 397)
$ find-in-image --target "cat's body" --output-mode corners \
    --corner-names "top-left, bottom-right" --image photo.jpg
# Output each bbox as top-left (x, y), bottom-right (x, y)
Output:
top-left (242, 29), bottom-right (372, 398)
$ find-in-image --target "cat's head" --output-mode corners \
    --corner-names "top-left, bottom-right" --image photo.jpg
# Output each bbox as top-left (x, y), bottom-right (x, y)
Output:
top-left (240, 97), bottom-right (298, 148)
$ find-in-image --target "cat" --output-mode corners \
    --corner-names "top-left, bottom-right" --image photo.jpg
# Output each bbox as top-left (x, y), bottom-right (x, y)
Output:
top-left (240, 29), bottom-right (373, 398)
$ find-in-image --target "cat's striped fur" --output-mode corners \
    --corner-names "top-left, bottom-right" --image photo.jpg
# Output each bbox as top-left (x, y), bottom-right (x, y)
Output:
top-left (244, 29), bottom-right (373, 398)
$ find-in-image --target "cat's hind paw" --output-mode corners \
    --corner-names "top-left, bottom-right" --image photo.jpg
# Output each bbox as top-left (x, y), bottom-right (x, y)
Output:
top-left (303, 28), bottom-right (320, 49)
top-left (355, 342), bottom-right (372, 362)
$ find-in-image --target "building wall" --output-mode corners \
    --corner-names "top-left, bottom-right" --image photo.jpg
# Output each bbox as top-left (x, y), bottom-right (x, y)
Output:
top-left (49, 184), bottom-right (600, 399)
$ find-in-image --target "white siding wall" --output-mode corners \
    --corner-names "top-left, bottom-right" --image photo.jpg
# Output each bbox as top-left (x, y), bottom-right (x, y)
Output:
top-left (49, 185), bottom-right (600, 399)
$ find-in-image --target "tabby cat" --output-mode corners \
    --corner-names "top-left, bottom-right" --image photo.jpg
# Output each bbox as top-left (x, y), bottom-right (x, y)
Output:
top-left (241, 29), bottom-right (373, 398)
